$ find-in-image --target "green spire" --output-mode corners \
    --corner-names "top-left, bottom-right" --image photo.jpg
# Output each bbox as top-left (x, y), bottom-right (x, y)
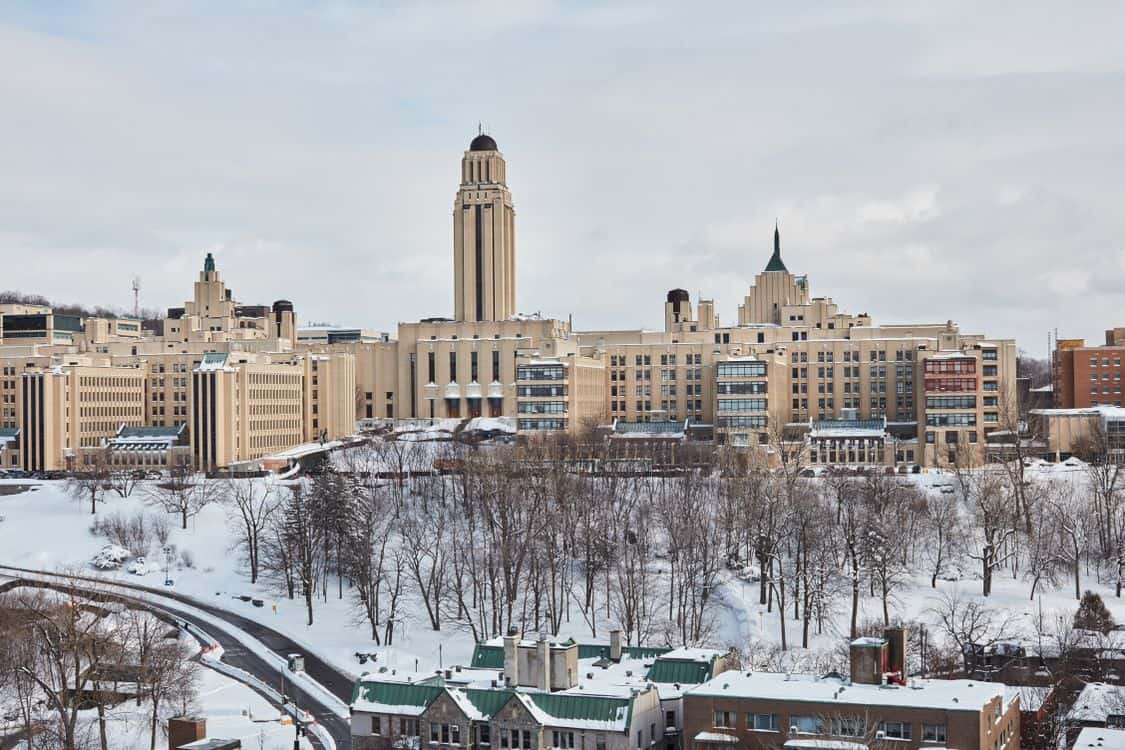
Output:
top-left (764, 221), bottom-right (788, 272)
top-left (204, 252), bottom-right (215, 273)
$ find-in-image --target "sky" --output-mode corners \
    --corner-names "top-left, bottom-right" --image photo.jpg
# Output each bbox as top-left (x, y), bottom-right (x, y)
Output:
top-left (2, 1), bottom-right (1124, 357)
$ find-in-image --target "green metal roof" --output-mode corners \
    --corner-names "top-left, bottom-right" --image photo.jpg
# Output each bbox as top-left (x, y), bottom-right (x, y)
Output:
top-left (526, 693), bottom-right (633, 728)
top-left (470, 644), bottom-right (505, 669)
top-left (461, 688), bottom-right (516, 719)
top-left (764, 223), bottom-right (788, 272)
top-left (0, 427), bottom-right (18, 439)
top-left (117, 425), bottom-right (184, 438)
top-left (645, 659), bottom-right (713, 685)
top-left (575, 643), bottom-right (670, 660)
top-left (350, 680), bottom-right (444, 710)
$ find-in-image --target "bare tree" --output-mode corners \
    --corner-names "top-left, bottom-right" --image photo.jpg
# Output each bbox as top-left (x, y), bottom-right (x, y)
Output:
top-left (223, 478), bottom-right (280, 584)
top-left (67, 449), bottom-right (112, 515)
top-left (920, 488), bottom-right (965, 588)
top-left (928, 590), bottom-right (1023, 674)
top-left (108, 467), bottom-right (143, 499)
top-left (8, 581), bottom-right (122, 750)
top-left (145, 465), bottom-right (219, 529)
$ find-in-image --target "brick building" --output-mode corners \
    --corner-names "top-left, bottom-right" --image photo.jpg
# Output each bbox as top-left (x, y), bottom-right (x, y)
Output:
top-left (682, 630), bottom-right (1018, 750)
top-left (1053, 330), bottom-right (1125, 409)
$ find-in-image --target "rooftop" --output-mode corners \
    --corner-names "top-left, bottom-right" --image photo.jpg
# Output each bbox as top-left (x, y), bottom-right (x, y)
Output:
top-left (1075, 728), bottom-right (1125, 750)
top-left (687, 672), bottom-right (1009, 713)
top-left (1068, 683), bottom-right (1125, 723)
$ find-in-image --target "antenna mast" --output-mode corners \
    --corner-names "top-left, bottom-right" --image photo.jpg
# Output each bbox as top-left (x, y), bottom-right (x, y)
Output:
top-left (131, 275), bottom-right (141, 319)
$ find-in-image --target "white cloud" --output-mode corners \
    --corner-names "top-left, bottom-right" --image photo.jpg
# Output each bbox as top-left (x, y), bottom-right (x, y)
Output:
top-left (0, 1), bottom-right (1123, 353)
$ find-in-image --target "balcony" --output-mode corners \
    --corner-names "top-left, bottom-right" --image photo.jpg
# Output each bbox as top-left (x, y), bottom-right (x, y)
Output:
top-left (423, 383), bottom-right (439, 400)
top-left (487, 381), bottom-right (505, 399)
top-left (444, 383), bottom-right (461, 400)
top-left (465, 381), bottom-right (482, 399)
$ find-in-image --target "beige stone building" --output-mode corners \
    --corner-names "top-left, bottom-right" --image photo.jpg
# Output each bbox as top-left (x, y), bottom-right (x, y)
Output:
top-left (0, 253), bottom-right (353, 471)
top-left (0, 132), bottom-right (1020, 468)
top-left (16, 361), bottom-right (147, 471)
top-left (286, 132), bottom-right (1019, 463)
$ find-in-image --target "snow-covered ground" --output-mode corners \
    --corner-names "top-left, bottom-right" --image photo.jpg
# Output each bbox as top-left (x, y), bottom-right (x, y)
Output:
top-left (66, 665), bottom-right (316, 750)
top-left (0, 477), bottom-right (478, 681)
top-left (1, 456), bottom-right (1121, 690)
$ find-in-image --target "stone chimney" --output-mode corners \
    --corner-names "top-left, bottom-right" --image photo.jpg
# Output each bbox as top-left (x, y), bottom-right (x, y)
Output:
top-left (168, 717), bottom-right (206, 749)
top-left (503, 628), bottom-right (520, 687)
top-left (610, 629), bottom-right (622, 662)
top-left (536, 634), bottom-right (550, 691)
top-left (848, 637), bottom-right (886, 685)
top-left (884, 626), bottom-right (907, 677)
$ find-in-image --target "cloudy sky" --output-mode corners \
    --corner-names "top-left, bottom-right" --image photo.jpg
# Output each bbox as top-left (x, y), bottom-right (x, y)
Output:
top-left (3, 1), bottom-right (1124, 355)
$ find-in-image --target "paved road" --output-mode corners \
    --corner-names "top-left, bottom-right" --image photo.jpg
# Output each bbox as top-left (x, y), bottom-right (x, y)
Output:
top-left (0, 569), bottom-right (353, 749)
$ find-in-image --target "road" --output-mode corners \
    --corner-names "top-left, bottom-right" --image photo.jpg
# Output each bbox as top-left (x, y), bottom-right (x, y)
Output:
top-left (0, 567), bottom-right (353, 749)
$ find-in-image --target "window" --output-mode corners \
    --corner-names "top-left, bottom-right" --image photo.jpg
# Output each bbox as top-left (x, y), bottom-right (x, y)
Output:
top-left (432, 723), bottom-right (440, 743)
top-left (371, 716), bottom-right (381, 735)
top-left (523, 730), bottom-right (532, 749)
top-left (714, 711), bottom-right (735, 728)
top-left (480, 726), bottom-right (491, 745)
top-left (790, 716), bottom-right (823, 734)
top-left (751, 714), bottom-right (779, 731)
top-left (452, 725), bottom-right (461, 745)
top-left (879, 721), bottom-right (912, 740)
top-left (922, 724), bottom-right (947, 743)
top-left (666, 711), bottom-right (676, 729)
top-left (553, 731), bottom-right (574, 748)
top-left (717, 362), bottom-right (767, 378)
top-left (831, 719), bottom-right (866, 738)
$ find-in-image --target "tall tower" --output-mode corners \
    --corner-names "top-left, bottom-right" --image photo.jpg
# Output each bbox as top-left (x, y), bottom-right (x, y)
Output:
top-left (453, 133), bottom-right (516, 322)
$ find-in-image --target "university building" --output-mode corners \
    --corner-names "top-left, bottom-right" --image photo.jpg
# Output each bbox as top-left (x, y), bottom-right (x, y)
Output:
top-left (299, 133), bottom-right (1017, 467)
top-left (0, 254), bottom-right (354, 471)
top-left (1, 132), bottom-right (1021, 469)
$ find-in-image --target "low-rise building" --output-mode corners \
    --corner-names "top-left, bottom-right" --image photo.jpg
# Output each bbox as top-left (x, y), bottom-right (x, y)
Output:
top-left (683, 630), bottom-right (1018, 750)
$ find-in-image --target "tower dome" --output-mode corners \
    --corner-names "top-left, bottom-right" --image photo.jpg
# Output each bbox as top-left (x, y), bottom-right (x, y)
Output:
top-left (469, 134), bottom-right (498, 151)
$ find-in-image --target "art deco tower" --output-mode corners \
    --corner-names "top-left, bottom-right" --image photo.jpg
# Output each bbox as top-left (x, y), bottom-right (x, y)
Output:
top-left (453, 133), bottom-right (516, 322)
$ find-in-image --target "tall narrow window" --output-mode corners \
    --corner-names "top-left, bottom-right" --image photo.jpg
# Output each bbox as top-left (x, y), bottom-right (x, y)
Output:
top-left (427, 352), bottom-right (436, 383)
top-left (449, 351), bottom-right (458, 382)
top-left (471, 351), bottom-right (479, 382)
top-left (492, 350), bottom-right (501, 382)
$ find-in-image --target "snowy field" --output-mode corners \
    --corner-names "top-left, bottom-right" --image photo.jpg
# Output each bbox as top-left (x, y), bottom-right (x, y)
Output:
top-left (0, 452), bottom-right (1122, 691)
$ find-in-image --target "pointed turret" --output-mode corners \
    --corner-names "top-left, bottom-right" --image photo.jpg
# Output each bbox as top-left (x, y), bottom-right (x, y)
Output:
top-left (764, 221), bottom-right (788, 272)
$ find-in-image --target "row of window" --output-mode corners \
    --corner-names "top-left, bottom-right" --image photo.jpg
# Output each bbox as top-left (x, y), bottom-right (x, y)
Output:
top-left (712, 711), bottom-right (945, 742)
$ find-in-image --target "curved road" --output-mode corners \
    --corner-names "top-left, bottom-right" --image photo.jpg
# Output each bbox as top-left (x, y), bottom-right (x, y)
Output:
top-left (0, 567), bottom-right (353, 749)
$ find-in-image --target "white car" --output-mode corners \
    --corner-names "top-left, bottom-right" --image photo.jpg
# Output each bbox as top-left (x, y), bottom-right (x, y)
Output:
top-left (91, 556), bottom-right (121, 570)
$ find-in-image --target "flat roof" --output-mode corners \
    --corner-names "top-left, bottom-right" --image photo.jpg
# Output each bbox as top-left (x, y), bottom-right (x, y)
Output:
top-left (686, 672), bottom-right (1007, 712)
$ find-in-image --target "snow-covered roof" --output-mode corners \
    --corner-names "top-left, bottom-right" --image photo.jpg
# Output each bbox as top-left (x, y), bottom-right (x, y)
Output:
top-left (1075, 728), bottom-right (1125, 750)
top-left (1032, 406), bottom-right (1125, 420)
top-left (695, 732), bottom-right (739, 744)
top-left (784, 741), bottom-right (868, 750)
top-left (1068, 683), bottom-right (1125, 723)
top-left (687, 672), bottom-right (1008, 713)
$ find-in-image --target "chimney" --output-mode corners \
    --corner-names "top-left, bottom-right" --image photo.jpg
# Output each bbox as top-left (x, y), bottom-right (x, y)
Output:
top-left (884, 626), bottom-right (907, 677)
top-left (536, 634), bottom-right (550, 691)
top-left (610, 629), bottom-right (622, 662)
top-left (168, 717), bottom-right (206, 749)
top-left (849, 637), bottom-right (886, 685)
top-left (503, 628), bottom-right (520, 687)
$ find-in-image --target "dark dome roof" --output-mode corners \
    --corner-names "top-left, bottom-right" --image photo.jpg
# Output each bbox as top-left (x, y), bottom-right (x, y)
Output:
top-left (666, 288), bottom-right (690, 304)
top-left (470, 134), bottom-right (498, 151)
